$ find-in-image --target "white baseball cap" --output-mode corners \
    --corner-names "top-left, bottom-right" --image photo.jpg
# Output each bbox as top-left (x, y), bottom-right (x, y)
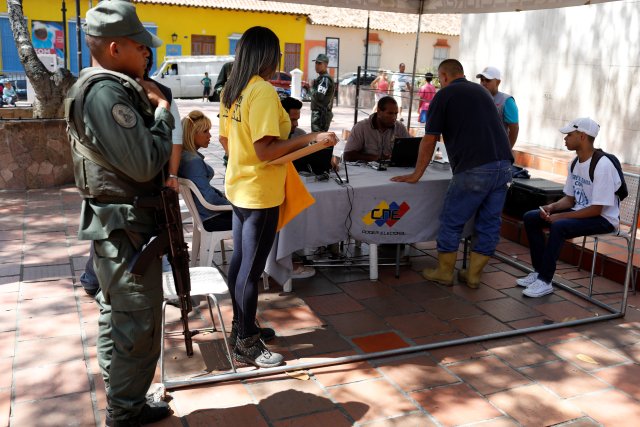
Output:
top-left (559, 117), bottom-right (600, 138)
top-left (476, 66), bottom-right (501, 80)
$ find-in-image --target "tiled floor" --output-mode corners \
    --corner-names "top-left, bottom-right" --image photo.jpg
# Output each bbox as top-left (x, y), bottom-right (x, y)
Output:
top-left (2, 185), bottom-right (640, 426)
top-left (3, 103), bottom-right (640, 426)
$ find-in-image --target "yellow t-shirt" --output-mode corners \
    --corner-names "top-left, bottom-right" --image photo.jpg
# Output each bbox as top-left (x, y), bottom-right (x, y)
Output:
top-left (220, 76), bottom-right (291, 208)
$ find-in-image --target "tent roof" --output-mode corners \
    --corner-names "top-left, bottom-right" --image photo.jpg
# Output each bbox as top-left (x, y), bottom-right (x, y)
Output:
top-left (134, 0), bottom-right (615, 16)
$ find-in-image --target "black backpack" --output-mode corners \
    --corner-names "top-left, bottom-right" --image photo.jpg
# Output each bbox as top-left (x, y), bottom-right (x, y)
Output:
top-left (570, 149), bottom-right (628, 201)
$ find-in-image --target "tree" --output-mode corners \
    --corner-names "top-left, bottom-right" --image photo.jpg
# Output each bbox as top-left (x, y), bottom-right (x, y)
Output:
top-left (7, 0), bottom-right (76, 118)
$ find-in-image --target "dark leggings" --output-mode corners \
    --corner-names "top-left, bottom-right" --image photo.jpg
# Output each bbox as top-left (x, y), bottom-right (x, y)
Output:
top-left (227, 205), bottom-right (279, 339)
top-left (202, 211), bottom-right (233, 232)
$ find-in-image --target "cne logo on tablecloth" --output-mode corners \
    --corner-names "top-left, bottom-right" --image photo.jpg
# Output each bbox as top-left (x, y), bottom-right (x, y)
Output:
top-left (362, 201), bottom-right (410, 227)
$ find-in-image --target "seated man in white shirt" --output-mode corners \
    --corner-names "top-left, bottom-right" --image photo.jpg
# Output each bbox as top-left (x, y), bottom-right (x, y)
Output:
top-left (343, 96), bottom-right (411, 162)
top-left (517, 117), bottom-right (622, 298)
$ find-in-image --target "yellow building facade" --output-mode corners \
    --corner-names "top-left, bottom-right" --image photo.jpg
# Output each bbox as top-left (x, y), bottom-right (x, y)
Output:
top-left (0, 1), bottom-right (306, 73)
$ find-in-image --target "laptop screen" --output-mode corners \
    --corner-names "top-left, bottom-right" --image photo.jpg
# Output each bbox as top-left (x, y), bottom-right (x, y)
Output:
top-left (293, 147), bottom-right (334, 175)
top-left (389, 137), bottom-right (421, 167)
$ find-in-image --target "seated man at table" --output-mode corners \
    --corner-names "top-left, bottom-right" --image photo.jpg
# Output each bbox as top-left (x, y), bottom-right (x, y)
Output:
top-left (343, 96), bottom-right (411, 162)
top-left (281, 96), bottom-right (306, 138)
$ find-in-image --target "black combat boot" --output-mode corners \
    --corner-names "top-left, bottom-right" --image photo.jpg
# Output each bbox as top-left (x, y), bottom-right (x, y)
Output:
top-left (233, 333), bottom-right (284, 368)
top-left (228, 320), bottom-right (275, 348)
top-left (105, 401), bottom-right (171, 426)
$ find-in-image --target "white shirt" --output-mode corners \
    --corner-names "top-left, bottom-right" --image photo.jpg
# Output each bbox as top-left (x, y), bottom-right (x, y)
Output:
top-left (564, 156), bottom-right (621, 228)
top-left (391, 73), bottom-right (410, 95)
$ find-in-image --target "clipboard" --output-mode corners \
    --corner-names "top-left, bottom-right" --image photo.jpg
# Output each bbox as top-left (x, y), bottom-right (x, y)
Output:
top-left (268, 141), bottom-right (330, 165)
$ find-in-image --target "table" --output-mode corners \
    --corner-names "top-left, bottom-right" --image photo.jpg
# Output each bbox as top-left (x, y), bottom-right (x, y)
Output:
top-left (265, 162), bottom-right (453, 291)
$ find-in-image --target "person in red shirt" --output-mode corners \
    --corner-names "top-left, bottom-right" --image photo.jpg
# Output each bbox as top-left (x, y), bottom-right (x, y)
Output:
top-left (418, 72), bottom-right (436, 123)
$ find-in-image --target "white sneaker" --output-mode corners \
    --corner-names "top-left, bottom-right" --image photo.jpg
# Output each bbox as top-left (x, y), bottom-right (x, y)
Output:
top-left (522, 279), bottom-right (553, 298)
top-left (291, 265), bottom-right (316, 279)
top-left (516, 272), bottom-right (538, 287)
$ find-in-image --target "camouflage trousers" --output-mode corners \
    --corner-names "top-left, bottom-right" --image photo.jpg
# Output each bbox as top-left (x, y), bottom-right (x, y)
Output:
top-left (93, 229), bottom-right (163, 421)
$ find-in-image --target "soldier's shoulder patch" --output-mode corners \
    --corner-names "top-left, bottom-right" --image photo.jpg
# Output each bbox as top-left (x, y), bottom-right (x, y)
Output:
top-left (111, 104), bottom-right (137, 129)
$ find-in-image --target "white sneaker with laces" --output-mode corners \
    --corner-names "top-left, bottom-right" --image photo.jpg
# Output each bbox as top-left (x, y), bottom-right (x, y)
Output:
top-left (522, 279), bottom-right (553, 298)
top-left (291, 265), bottom-right (316, 279)
top-left (516, 272), bottom-right (538, 287)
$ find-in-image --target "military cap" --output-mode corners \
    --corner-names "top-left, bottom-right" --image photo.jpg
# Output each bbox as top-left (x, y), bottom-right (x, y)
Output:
top-left (314, 54), bottom-right (330, 63)
top-left (84, 0), bottom-right (162, 48)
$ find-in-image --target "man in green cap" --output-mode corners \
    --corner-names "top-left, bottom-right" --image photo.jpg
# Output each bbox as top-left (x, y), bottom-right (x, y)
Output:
top-left (65, 1), bottom-right (174, 425)
top-left (310, 53), bottom-right (335, 132)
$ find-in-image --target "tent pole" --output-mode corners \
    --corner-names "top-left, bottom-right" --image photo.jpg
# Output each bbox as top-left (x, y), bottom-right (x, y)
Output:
top-left (407, 0), bottom-right (425, 131)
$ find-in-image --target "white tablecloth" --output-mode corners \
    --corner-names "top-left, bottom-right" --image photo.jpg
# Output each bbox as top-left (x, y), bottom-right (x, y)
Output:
top-left (265, 163), bottom-right (453, 286)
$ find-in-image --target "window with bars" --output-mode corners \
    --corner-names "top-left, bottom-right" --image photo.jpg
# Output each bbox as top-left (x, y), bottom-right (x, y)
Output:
top-left (432, 39), bottom-right (451, 68)
top-left (364, 42), bottom-right (381, 71)
top-left (283, 43), bottom-right (301, 72)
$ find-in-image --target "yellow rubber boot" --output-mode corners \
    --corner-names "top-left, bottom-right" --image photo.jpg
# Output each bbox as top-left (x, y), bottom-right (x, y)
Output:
top-left (458, 252), bottom-right (491, 289)
top-left (422, 252), bottom-right (457, 286)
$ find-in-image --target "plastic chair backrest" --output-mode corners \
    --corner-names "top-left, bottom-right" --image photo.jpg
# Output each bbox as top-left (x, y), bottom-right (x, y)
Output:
top-left (177, 178), bottom-right (206, 231)
top-left (177, 177), bottom-right (232, 229)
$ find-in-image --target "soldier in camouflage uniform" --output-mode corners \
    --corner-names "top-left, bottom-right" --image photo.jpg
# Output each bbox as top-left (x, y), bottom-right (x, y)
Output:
top-left (64, 2), bottom-right (174, 426)
top-left (310, 53), bottom-right (335, 132)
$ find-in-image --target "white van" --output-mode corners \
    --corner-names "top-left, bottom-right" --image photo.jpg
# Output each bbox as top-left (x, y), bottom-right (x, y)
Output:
top-left (151, 55), bottom-right (235, 99)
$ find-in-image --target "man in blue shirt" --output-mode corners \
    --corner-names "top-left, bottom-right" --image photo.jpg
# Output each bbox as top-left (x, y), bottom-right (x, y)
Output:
top-left (477, 66), bottom-right (519, 148)
top-left (392, 59), bottom-right (513, 289)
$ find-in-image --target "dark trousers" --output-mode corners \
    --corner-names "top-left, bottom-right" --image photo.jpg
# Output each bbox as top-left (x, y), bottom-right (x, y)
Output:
top-left (203, 211), bottom-right (233, 232)
top-left (523, 209), bottom-right (614, 283)
top-left (227, 205), bottom-right (279, 338)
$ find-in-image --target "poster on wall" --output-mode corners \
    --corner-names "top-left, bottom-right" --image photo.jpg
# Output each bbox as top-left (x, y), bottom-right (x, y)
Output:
top-left (325, 37), bottom-right (339, 69)
top-left (31, 20), bottom-right (64, 65)
top-left (166, 44), bottom-right (182, 56)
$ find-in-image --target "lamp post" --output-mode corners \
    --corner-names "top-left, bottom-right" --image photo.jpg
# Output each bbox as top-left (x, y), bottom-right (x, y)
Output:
top-left (75, 0), bottom-right (82, 71)
top-left (61, 0), bottom-right (68, 69)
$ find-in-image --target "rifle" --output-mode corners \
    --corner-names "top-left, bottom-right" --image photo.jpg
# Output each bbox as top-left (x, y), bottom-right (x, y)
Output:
top-left (130, 187), bottom-right (196, 356)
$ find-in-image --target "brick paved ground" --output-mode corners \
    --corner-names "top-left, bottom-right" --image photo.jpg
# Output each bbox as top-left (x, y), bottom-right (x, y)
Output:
top-left (1, 103), bottom-right (639, 426)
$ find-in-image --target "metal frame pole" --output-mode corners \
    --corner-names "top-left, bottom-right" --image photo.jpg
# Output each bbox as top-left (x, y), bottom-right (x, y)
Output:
top-left (161, 176), bottom-right (640, 390)
top-left (406, 0), bottom-right (425, 130)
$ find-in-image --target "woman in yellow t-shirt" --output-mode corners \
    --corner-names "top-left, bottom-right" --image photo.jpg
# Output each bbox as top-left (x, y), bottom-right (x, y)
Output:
top-left (219, 26), bottom-right (337, 368)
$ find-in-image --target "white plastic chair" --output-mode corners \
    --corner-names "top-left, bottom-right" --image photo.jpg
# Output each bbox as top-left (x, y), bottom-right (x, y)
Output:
top-left (177, 177), bottom-right (233, 267)
top-left (177, 177), bottom-right (271, 289)
top-left (160, 266), bottom-right (236, 385)
top-left (578, 172), bottom-right (639, 296)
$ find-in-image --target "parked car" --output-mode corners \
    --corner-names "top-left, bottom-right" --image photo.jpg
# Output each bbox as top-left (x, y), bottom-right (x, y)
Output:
top-left (14, 79), bottom-right (27, 101)
top-left (338, 72), bottom-right (377, 87)
top-left (269, 71), bottom-right (310, 101)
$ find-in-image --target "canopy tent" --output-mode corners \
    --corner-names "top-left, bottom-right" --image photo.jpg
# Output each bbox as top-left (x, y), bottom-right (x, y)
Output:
top-left (269, 0), bottom-right (613, 15)
top-left (272, 0), bottom-right (618, 127)
top-left (157, 0), bottom-right (638, 390)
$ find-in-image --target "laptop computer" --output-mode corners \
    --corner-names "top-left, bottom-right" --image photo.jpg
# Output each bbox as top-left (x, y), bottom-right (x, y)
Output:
top-left (389, 137), bottom-right (421, 167)
top-left (293, 147), bottom-right (334, 176)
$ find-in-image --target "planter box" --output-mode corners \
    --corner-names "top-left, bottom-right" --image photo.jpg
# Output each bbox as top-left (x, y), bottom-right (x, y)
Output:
top-left (0, 119), bottom-right (74, 190)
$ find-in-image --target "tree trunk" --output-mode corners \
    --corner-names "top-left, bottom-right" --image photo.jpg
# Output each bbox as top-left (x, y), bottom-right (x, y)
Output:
top-left (6, 0), bottom-right (76, 118)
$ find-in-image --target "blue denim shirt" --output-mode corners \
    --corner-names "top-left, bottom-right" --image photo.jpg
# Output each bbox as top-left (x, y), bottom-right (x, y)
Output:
top-left (178, 150), bottom-right (230, 222)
